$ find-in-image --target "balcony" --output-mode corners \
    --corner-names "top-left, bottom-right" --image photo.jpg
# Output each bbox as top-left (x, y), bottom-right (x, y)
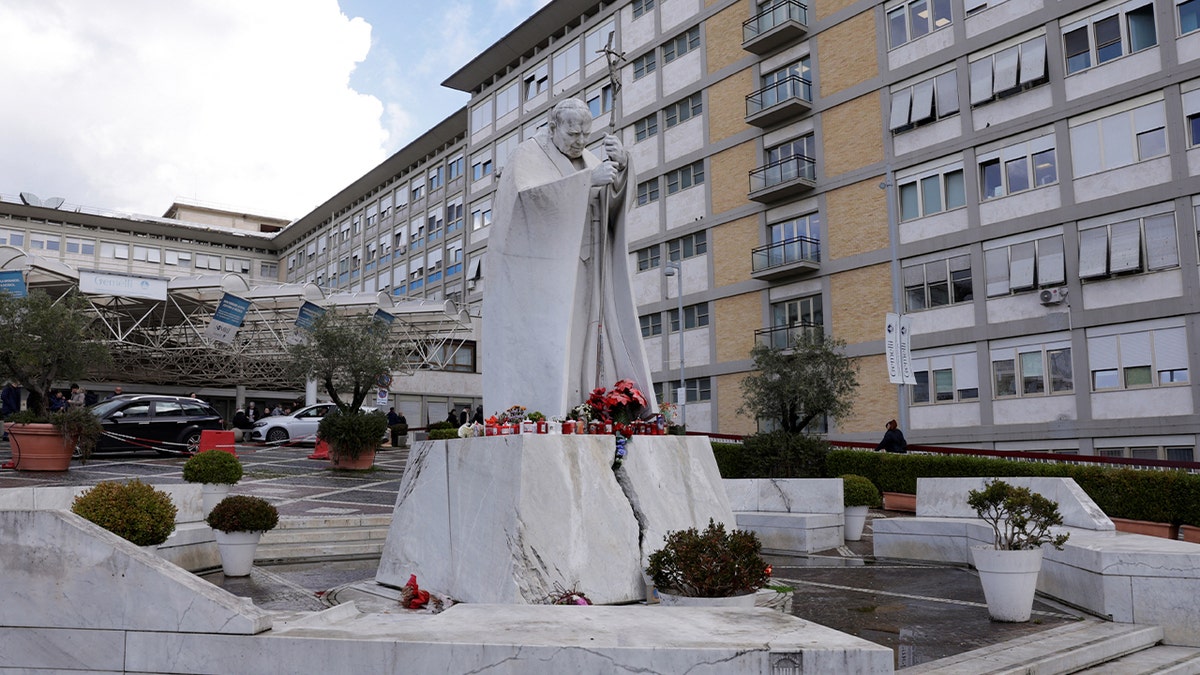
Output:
top-left (751, 236), bottom-right (820, 280)
top-left (748, 155), bottom-right (816, 203)
top-left (746, 76), bottom-right (812, 128)
top-left (743, 0), bottom-right (809, 55)
top-left (754, 322), bottom-right (822, 350)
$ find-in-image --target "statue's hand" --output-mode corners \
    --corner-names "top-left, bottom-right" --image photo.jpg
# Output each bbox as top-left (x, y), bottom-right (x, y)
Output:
top-left (591, 160), bottom-right (619, 186)
top-left (602, 134), bottom-right (627, 170)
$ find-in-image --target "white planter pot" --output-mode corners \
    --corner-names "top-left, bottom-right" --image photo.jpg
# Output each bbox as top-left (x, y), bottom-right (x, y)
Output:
top-left (201, 483), bottom-right (232, 517)
top-left (657, 590), bottom-right (757, 607)
top-left (970, 545), bottom-right (1044, 622)
top-left (213, 530), bottom-right (264, 577)
top-left (844, 505), bottom-right (869, 541)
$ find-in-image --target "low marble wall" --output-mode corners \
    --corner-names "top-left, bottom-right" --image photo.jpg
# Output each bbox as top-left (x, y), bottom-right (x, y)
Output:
top-left (724, 478), bottom-right (843, 514)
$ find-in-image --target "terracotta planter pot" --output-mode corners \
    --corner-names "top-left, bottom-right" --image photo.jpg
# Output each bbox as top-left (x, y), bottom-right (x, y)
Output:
top-left (4, 422), bottom-right (73, 471)
top-left (1181, 525), bottom-right (1200, 544)
top-left (329, 446), bottom-right (376, 470)
top-left (883, 492), bottom-right (916, 512)
top-left (1111, 517), bottom-right (1179, 540)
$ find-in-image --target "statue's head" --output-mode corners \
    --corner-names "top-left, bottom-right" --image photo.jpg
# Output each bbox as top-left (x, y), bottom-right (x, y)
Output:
top-left (548, 98), bottom-right (593, 159)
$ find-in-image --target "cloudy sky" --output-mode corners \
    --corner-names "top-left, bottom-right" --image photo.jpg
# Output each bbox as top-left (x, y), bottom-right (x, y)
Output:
top-left (0, 0), bottom-right (550, 221)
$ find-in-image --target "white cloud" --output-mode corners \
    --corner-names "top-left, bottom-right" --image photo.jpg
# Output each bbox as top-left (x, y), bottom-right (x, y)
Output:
top-left (0, 0), bottom-right (388, 219)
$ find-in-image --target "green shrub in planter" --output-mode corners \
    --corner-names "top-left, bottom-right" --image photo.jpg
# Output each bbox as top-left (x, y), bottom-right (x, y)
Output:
top-left (205, 495), bottom-right (279, 533)
top-left (182, 450), bottom-right (243, 485)
top-left (316, 409), bottom-right (388, 460)
top-left (968, 479), bottom-right (1069, 550)
top-left (428, 428), bottom-right (460, 440)
top-left (71, 480), bottom-right (177, 546)
top-left (646, 519), bottom-right (771, 597)
top-left (841, 474), bottom-right (881, 508)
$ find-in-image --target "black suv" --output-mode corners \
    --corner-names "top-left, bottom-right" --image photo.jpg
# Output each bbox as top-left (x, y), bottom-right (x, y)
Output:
top-left (90, 394), bottom-right (224, 455)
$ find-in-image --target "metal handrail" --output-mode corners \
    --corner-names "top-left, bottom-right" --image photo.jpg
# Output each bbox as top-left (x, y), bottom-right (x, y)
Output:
top-left (743, 0), bottom-right (809, 41)
top-left (751, 235), bottom-right (820, 273)
top-left (746, 75), bottom-right (812, 116)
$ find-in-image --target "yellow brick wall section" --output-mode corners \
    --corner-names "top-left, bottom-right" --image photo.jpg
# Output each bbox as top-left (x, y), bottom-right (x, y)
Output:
top-left (708, 69), bottom-right (753, 144)
top-left (717, 372), bottom-right (758, 435)
top-left (706, 3), bottom-right (748, 74)
top-left (815, 0), bottom-right (862, 21)
top-left (817, 12), bottom-right (878, 98)
top-left (826, 178), bottom-right (889, 260)
top-left (711, 141), bottom-right (754, 216)
top-left (830, 263), bottom-right (891, 344)
top-left (712, 215), bottom-right (758, 287)
top-left (714, 292), bottom-right (760, 364)
top-left (840, 354), bottom-right (897, 435)
top-left (822, 92), bottom-right (883, 179)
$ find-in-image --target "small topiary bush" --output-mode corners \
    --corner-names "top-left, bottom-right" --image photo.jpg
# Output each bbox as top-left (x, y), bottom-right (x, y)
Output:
top-left (317, 409), bottom-right (388, 460)
top-left (427, 428), bottom-right (460, 440)
top-left (205, 495), bottom-right (279, 533)
top-left (646, 519), bottom-right (771, 597)
top-left (72, 480), bottom-right (177, 546)
top-left (182, 450), bottom-right (243, 485)
top-left (841, 474), bottom-right (881, 508)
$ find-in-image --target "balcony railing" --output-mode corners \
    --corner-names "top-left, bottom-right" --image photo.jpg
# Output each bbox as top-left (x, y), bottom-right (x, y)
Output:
top-left (748, 155), bottom-right (816, 202)
top-left (751, 236), bottom-right (820, 279)
top-left (743, 0), bottom-right (809, 54)
top-left (745, 76), bottom-right (812, 127)
top-left (754, 322), bottom-right (823, 350)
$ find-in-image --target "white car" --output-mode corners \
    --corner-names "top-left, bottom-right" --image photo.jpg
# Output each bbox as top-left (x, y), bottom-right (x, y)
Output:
top-left (248, 403), bottom-right (380, 444)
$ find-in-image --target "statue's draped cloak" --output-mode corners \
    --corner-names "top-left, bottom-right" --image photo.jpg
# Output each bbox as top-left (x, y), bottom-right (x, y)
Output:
top-left (482, 130), bottom-right (658, 417)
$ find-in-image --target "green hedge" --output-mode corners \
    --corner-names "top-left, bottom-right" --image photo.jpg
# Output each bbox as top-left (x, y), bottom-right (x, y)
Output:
top-left (825, 449), bottom-right (1200, 526)
top-left (712, 432), bottom-right (831, 479)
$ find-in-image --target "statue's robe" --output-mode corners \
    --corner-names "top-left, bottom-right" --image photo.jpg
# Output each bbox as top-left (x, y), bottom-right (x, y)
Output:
top-left (482, 130), bottom-right (658, 417)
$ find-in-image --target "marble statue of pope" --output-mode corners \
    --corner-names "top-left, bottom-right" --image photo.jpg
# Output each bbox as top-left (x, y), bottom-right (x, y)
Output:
top-left (482, 98), bottom-right (658, 418)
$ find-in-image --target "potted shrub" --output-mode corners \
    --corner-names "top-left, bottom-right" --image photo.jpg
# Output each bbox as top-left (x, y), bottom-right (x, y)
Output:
top-left (205, 495), bottom-right (279, 577)
top-left (841, 474), bottom-right (881, 541)
top-left (71, 479), bottom-right (177, 547)
top-left (0, 290), bottom-right (111, 471)
top-left (183, 450), bottom-right (244, 516)
top-left (645, 518), bottom-right (771, 607)
top-left (967, 479), bottom-right (1070, 622)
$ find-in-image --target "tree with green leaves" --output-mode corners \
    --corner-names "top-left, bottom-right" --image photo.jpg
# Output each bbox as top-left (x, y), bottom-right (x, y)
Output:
top-left (0, 289), bottom-right (111, 418)
top-left (738, 330), bottom-right (859, 434)
top-left (285, 311), bottom-right (403, 412)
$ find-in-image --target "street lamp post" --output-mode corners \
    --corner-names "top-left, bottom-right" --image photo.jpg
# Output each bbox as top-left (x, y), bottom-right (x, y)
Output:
top-left (664, 260), bottom-right (685, 430)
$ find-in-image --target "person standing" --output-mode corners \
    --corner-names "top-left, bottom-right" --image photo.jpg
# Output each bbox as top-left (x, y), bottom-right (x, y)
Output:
top-left (459, 406), bottom-right (470, 426)
top-left (105, 386), bottom-right (124, 400)
top-left (68, 384), bottom-right (86, 409)
top-left (387, 407), bottom-right (407, 448)
top-left (246, 401), bottom-right (257, 423)
top-left (472, 405), bottom-right (484, 425)
top-left (875, 419), bottom-right (908, 453)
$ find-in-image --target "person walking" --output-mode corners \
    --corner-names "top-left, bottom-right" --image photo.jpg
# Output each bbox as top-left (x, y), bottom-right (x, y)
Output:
top-left (875, 419), bottom-right (908, 453)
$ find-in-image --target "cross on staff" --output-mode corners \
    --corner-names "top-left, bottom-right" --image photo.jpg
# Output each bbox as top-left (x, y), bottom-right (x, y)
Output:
top-left (598, 31), bottom-right (624, 132)
top-left (592, 29), bottom-right (625, 388)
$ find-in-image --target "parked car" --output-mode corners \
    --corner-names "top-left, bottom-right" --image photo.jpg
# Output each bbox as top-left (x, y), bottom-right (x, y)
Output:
top-left (248, 403), bottom-right (385, 445)
top-left (90, 394), bottom-right (224, 456)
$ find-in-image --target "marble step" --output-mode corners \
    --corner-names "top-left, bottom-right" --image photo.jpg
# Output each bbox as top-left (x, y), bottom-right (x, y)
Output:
top-left (1074, 645), bottom-right (1200, 674)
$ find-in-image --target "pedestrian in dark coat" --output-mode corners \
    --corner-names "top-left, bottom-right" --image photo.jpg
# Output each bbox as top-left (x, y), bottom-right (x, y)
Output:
top-left (875, 419), bottom-right (907, 453)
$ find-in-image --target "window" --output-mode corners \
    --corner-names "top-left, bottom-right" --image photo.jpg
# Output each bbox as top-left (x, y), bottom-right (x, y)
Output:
top-left (587, 84), bottom-right (614, 118)
top-left (635, 113), bottom-right (659, 142)
top-left (411, 180), bottom-right (425, 201)
top-left (637, 245), bottom-right (661, 271)
top-left (428, 167), bottom-right (444, 191)
top-left (471, 204), bottom-right (492, 230)
top-left (447, 201), bottom-right (464, 233)
top-left (984, 234), bottom-right (1065, 296)
top-left (471, 99), bottom-right (492, 133)
top-left (523, 62), bottom-right (548, 100)
top-left (193, 253), bottom-right (221, 270)
top-left (763, 135), bottom-right (816, 187)
top-left (668, 231), bottom-right (707, 261)
top-left (889, 70), bottom-right (959, 132)
top-left (662, 26), bottom-right (700, 64)
top-left (1063, 4), bottom-right (1157, 75)
top-left (427, 210), bottom-right (444, 242)
top-left (911, 351), bottom-right (978, 404)
top-left (637, 178), bottom-right (660, 205)
top-left (664, 93), bottom-right (702, 128)
top-left (1078, 212), bottom-right (1178, 279)
top-left (904, 255), bottom-right (972, 310)
top-left (897, 166), bottom-right (965, 220)
top-left (260, 262), bottom-right (278, 278)
top-left (666, 161), bottom-right (704, 194)
top-left (585, 19), bottom-right (616, 64)
top-left (991, 344), bottom-right (1072, 398)
top-left (684, 376), bottom-right (712, 402)
top-left (669, 302), bottom-right (709, 331)
top-left (66, 237), bottom-right (95, 255)
top-left (132, 245), bottom-right (160, 263)
top-left (766, 296), bottom-right (823, 349)
top-left (887, 0), bottom-right (952, 49)
top-left (640, 313), bottom-right (662, 337)
top-left (0, 229), bottom-right (24, 247)
top-left (760, 58), bottom-right (812, 108)
top-left (164, 249), bottom-right (191, 266)
top-left (1088, 326), bottom-right (1188, 390)
top-left (448, 155), bottom-right (464, 181)
top-left (1182, 0), bottom-right (1200, 35)
top-left (1071, 100), bottom-right (1166, 177)
top-left (101, 242), bottom-right (129, 260)
top-left (633, 0), bottom-right (655, 18)
top-left (552, 41), bottom-right (580, 82)
top-left (633, 52), bottom-right (656, 79)
top-left (472, 153), bottom-right (493, 181)
top-left (495, 133), bottom-right (520, 173)
top-left (978, 135), bottom-right (1057, 200)
top-left (969, 35), bottom-right (1048, 106)
top-left (495, 82), bottom-right (520, 118)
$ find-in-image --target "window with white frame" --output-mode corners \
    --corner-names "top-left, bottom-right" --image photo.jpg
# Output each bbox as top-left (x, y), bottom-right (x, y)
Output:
top-left (471, 152), bottom-right (493, 181)
top-left (889, 70), bottom-right (959, 133)
top-left (471, 99), bottom-right (492, 133)
top-left (552, 40), bottom-right (580, 82)
top-left (633, 0), bottom-right (655, 18)
top-left (665, 93), bottom-right (702, 128)
top-left (448, 155), bottom-right (464, 181)
top-left (662, 26), bottom-right (700, 64)
top-left (1078, 211), bottom-right (1178, 279)
top-left (978, 134), bottom-right (1057, 200)
top-left (1070, 99), bottom-right (1166, 177)
top-left (395, 184), bottom-right (408, 208)
top-left (887, 0), bottom-right (952, 49)
top-left (587, 84), bottom-right (614, 118)
top-left (471, 202), bottom-right (493, 230)
top-left (1088, 325), bottom-right (1188, 390)
top-left (897, 165), bottom-right (965, 221)
top-left (585, 19), bottom-right (616, 63)
top-left (668, 231), bottom-right (707, 261)
top-left (411, 178), bottom-right (425, 201)
top-left (447, 200), bottom-right (464, 233)
top-left (635, 113), bottom-right (659, 142)
top-left (637, 244), bottom-right (661, 271)
top-left (1063, 3), bottom-right (1157, 75)
top-left (633, 52), bottom-right (656, 79)
top-left (496, 81), bottom-right (520, 118)
top-left (427, 209), bottom-right (444, 242)
top-left (666, 161), bottom-right (704, 194)
top-left (992, 342), bottom-right (1073, 397)
top-left (969, 35), bottom-right (1048, 107)
top-left (911, 351), bottom-right (979, 404)
top-left (984, 233), bottom-right (1065, 296)
top-left (1182, 0), bottom-right (1200, 35)
top-left (903, 254), bottom-right (972, 310)
top-left (428, 166), bottom-right (443, 191)
top-left (523, 62), bottom-right (548, 100)
top-left (637, 177), bottom-right (660, 205)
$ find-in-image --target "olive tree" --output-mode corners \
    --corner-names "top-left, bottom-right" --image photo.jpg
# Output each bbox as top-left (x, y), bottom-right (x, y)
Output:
top-left (285, 311), bottom-right (403, 413)
top-left (738, 330), bottom-right (859, 434)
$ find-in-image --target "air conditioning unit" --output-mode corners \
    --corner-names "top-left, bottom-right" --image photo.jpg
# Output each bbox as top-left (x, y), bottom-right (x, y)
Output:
top-left (1039, 287), bottom-right (1068, 305)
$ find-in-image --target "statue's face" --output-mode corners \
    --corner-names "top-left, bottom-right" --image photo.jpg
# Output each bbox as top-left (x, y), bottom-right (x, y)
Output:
top-left (551, 111), bottom-right (591, 159)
